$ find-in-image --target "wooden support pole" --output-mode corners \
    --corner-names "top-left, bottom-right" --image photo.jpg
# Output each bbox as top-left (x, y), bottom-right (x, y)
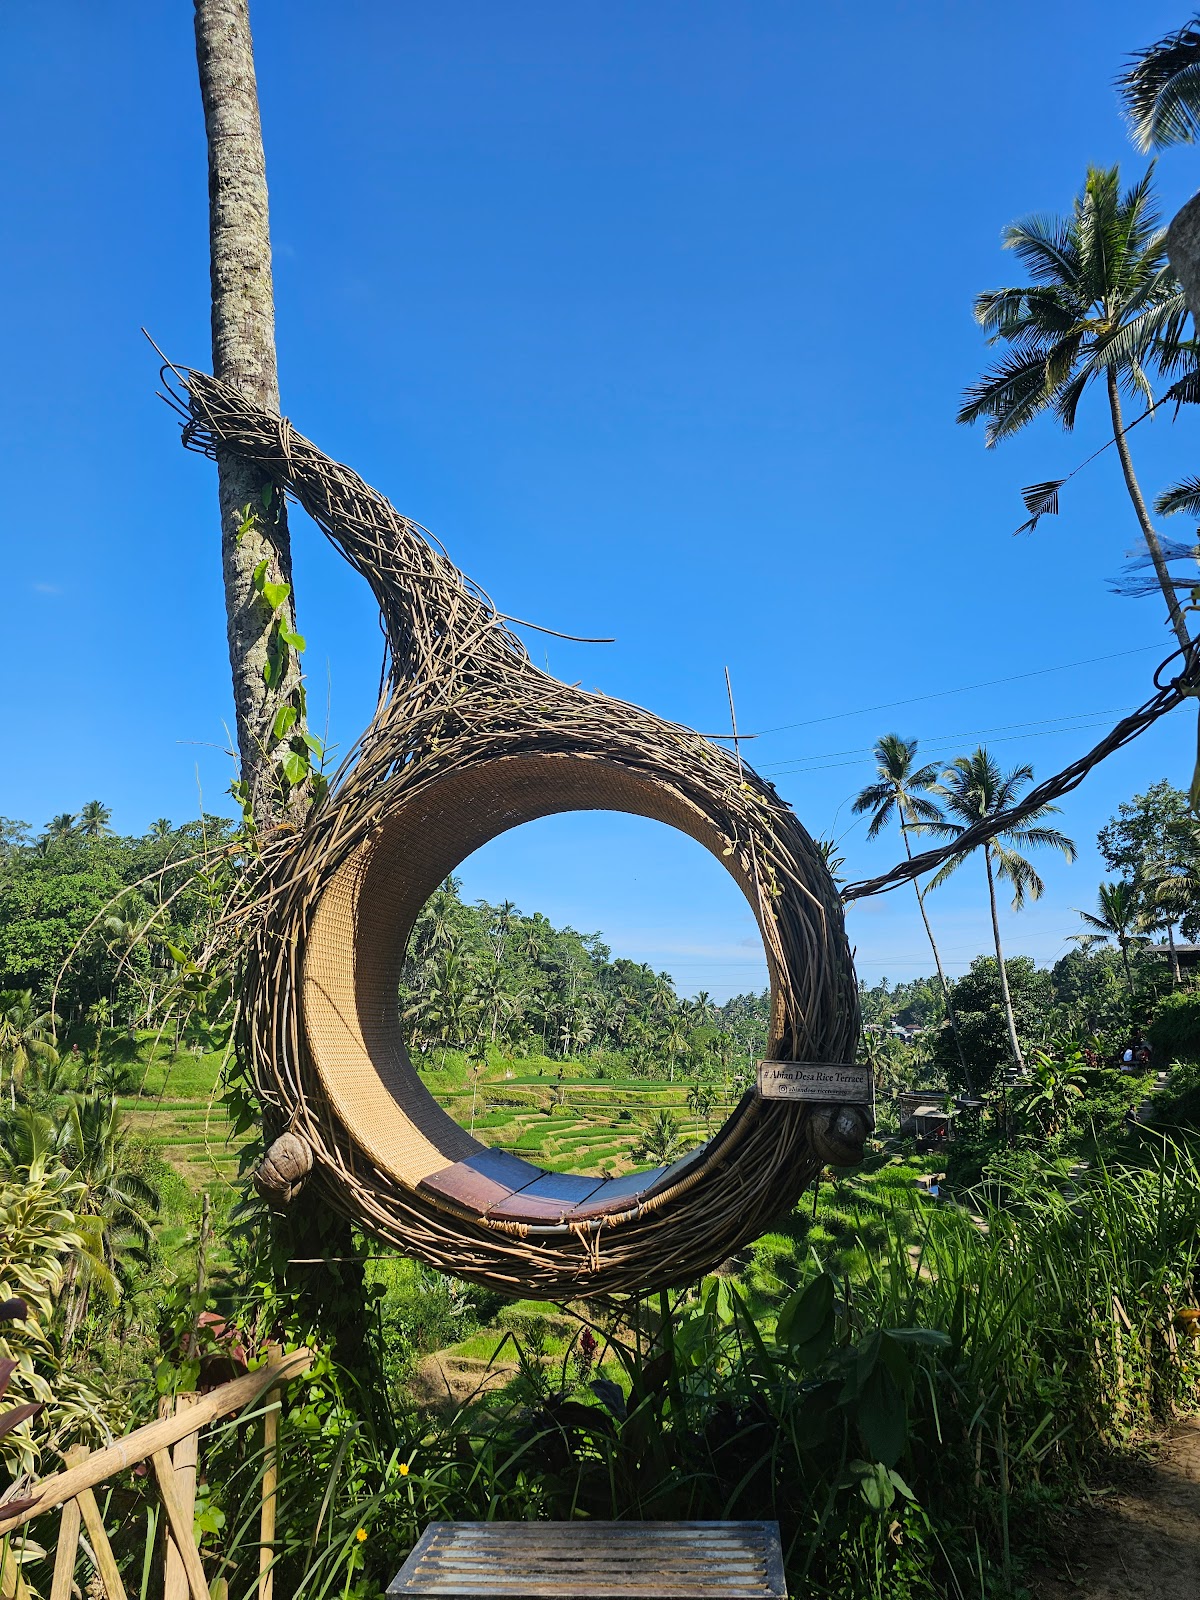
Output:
top-left (76, 1486), bottom-right (128, 1600)
top-left (153, 1450), bottom-right (209, 1600)
top-left (258, 1345), bottom-right (282, 1600)
top-left (0, 1349), bottom-right (311, 1534)
top-left (48, 1496), bottom-right (80, 1600)
top-left (161, 1395), bottom-right (201, 1600)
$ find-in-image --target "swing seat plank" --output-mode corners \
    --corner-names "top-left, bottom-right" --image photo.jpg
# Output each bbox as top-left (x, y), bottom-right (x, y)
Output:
top-left (387, 1521), bottom-right (786, 1600)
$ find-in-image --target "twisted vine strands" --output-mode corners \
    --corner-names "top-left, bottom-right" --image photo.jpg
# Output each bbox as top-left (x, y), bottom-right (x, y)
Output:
top-left (173, 369), bottom-right (863, 1296)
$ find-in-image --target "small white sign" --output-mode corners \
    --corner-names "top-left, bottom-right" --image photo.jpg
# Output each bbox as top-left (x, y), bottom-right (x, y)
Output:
top-left (756, 1061), bottom-right (873, 1104)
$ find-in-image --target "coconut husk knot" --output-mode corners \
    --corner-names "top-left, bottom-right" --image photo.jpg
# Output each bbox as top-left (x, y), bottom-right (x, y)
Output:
top-left (254, 1131), bottom-right (314, 1207)
top-left (807, 1103), bottom-right (872, 1167)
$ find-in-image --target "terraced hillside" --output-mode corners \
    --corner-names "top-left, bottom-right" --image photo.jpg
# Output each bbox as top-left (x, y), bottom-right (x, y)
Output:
top-left (417, 1058), bottom-right (737, 1174)
top-left (119, 1044), bottom-right (737, 1190)
top-left (120, 1049), bottom-right (247, 1193)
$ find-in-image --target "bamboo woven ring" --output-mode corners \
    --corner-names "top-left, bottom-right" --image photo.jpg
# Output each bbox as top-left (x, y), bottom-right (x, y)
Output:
top-left (180, 371), bottom-right (862, 1298)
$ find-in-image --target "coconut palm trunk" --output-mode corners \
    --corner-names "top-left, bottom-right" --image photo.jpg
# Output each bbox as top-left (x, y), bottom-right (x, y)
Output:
top-left (193, 0), bottom-right (372, 1367)
top-left (1118, 935), bottom-right (1135, 997)
top-left (1106, 369), bottom-right (1192, 655)
top-left (984, 848), bottom-right (1024, 1074)
top-left (903, 831), bottom-right (972, 1089)
top-left (194, 0), bottom-right (305, 824)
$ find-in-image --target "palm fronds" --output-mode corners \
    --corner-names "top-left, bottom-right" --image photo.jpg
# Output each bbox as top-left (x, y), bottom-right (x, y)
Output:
top-left (1118, 15), bottom-right (1200, 152)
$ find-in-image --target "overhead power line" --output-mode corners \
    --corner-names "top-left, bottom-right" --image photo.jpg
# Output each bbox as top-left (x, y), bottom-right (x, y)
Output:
top-left (761, 706), bottom-right (1135, 775)
top-left (745, 642), bottom-right (1163, 739)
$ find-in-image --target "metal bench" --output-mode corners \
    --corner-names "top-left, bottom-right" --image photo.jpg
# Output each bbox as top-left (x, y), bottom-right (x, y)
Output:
top-left (388, 1520), bottom-right (786, 1600)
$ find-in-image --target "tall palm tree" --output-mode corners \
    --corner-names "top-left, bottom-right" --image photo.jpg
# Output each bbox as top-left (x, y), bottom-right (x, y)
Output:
top-left (41, 813), bottom-right (77, 851)
top-left (686, 1078), bottom-right (717, 1136)
top-left (194, 0), bottom-right (307, 823)
top-left (77, 800), bottom-right (112, 839)
top-left (689, 991), bottom-right (716, 1026)
top-left (0, 992), bottom-right (59, 1108)
top-left (958, 165), bottom-right (1195, 655)
top-left (520, 913), bottom-right (552, 968)
top-left (852, 735), bottom-right (971, 1085)
top-left (55, 1094), bottom-right (159, 1342)
top-left (925, 749), bottom-right (1077, 1073)
top-left (662, 1015), bottom-right (690, 1084)
top-left (489, 900), bottom-right (519, 963)
top-left (1070, 880), bottom-right (1150, 997)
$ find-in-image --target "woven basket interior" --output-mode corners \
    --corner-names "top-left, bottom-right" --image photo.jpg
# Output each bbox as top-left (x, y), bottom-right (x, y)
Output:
top-left (303, 752), bottom-right (782, 1192)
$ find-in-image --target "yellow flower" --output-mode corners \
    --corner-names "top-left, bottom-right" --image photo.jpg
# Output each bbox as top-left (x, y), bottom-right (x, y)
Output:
top-left (399, 1462), bottom-right (410, 1476)
top-left (355, 1528), bottom-right (367, 1543)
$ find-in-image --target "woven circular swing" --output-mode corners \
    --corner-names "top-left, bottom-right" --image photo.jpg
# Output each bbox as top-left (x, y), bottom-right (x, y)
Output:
top-left (180, 371), bottom-right (864, 1299)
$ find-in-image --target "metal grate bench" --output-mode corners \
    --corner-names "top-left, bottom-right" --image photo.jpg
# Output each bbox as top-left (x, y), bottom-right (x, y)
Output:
top-left (387, 1521), bottom-right (786, 1600)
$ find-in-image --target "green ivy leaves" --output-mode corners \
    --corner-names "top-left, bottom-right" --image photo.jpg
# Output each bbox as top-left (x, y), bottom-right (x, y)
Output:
top-left (241, 495), bottom-right (329, 805)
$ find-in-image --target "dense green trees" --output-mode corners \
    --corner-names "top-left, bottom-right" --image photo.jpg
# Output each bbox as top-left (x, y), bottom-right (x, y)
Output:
top-left (399, 874), bottom-right (754, 1083)
top-left (0, 813), bottom-right (236, 1023)
top-left (928, 957), bottom-right (1054, 1093)
top-left (1099, 781), bottom-right (1200, 977)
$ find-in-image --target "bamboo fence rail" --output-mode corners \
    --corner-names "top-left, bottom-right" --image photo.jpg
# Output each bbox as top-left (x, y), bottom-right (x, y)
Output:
top-left (0, 1348), bottom-right (311, 1600)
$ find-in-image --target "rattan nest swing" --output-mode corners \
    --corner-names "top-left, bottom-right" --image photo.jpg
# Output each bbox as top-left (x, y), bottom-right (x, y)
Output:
top-left (178, 370), bottom-right (865, 1299)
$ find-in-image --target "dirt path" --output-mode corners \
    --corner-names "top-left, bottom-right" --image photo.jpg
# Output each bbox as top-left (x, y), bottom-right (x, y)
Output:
top-left (1035, 1418), bottom-right (1200, 1599)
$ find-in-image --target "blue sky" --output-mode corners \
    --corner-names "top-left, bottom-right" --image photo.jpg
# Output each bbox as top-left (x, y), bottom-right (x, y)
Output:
top-left (3, 2), bottom-right (1199, 1000)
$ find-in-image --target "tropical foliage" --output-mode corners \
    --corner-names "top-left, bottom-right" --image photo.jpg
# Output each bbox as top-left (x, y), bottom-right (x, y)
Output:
top-left (958, 163), bottom-right (1197, 650)
top-left (1119, 13), bottom-right (1200, 151)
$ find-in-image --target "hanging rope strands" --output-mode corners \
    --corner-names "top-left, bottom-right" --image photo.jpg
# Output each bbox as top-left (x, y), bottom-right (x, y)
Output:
top-left (171, 368), bottom-right (863, 1298)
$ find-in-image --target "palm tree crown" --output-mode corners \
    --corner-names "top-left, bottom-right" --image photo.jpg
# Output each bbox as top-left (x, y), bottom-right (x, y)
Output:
top-left (852, 735), bottom-right (943, 839)
top-left (77, 800), bottom-right (112, 839)
top-left (958, 166), bottom-right (1188, 445)
top-left (929, 752), bottom-right (1077, 905)
top-left (1118, 16), bottom-right (1200, 151)
top-left (958, 165), bottom-right (1195, 650)
top-left (44, 813), bottom-right (77, 846)
top-left (1072, 879), bottom-right (1149, 947)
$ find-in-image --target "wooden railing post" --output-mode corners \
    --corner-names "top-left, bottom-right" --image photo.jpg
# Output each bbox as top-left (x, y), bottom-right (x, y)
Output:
top-left (258, 1344), bottom-right (283, 1600)
top-left (152, 1449), bottom-right (209, 1600)
top-left (48, 1492), bottom-right (81, 1600)
top-left (63, 1446), bottom-right (127, 1600)
top-left (158, 1392), bottom-right (202, 1600)
top-left (0, 1349), bottom-right (311, 1536)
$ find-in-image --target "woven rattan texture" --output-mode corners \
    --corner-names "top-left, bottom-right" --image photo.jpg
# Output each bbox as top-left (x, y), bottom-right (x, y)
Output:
top-left (179, 370), bottom-right (860, 1297)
